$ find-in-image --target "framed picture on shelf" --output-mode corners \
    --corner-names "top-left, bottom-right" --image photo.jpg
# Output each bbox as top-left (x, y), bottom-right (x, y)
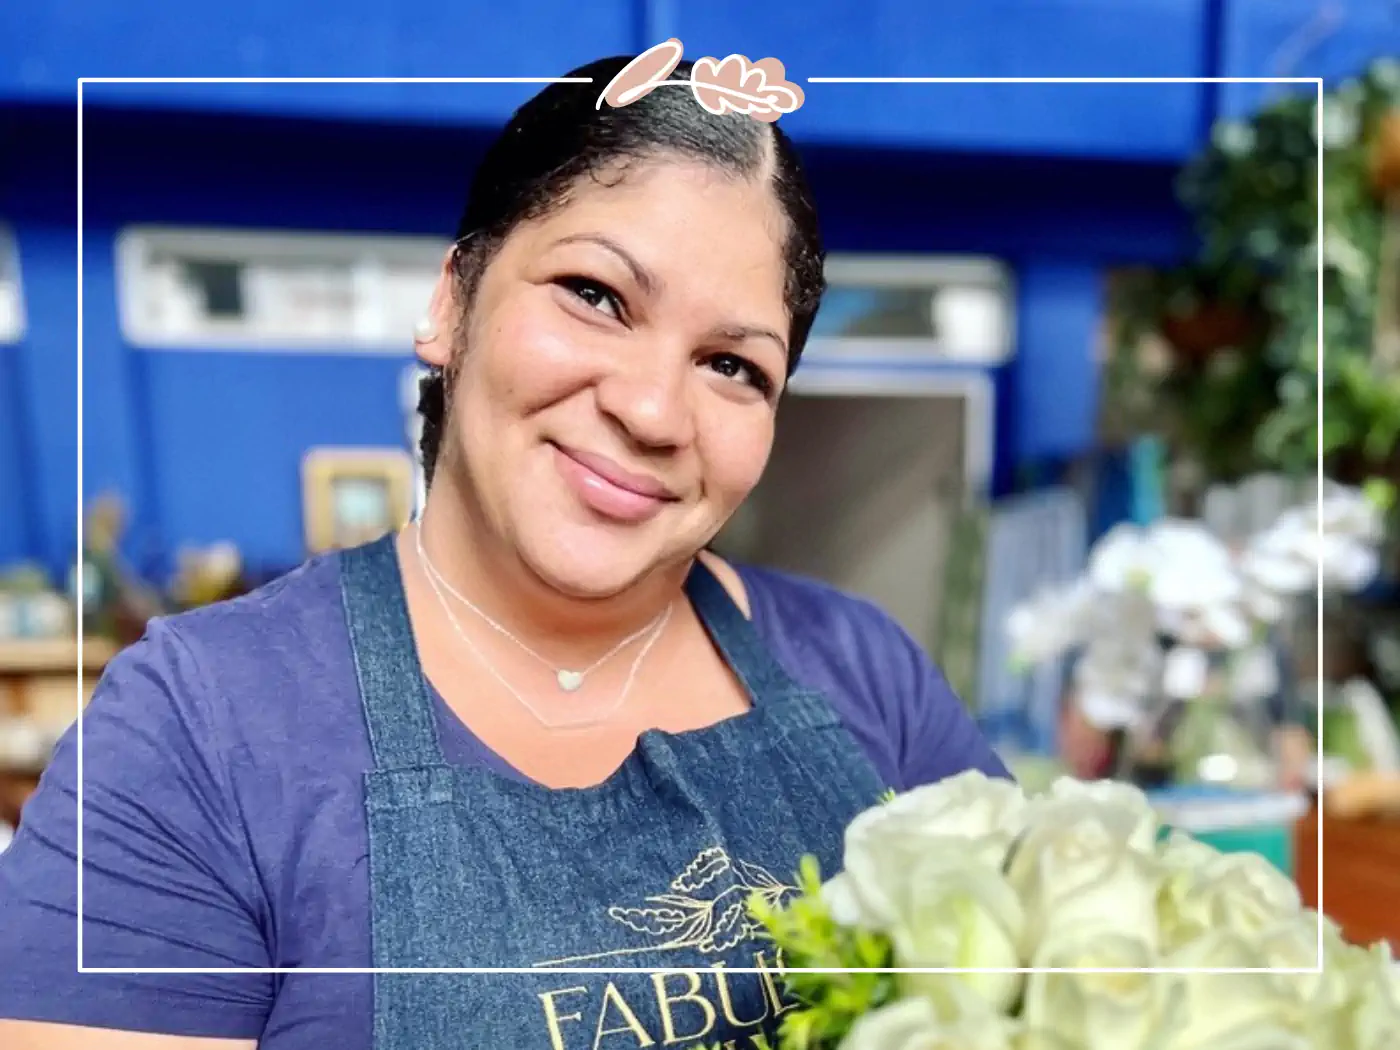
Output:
top-left (302, 447), bottom-right (414, 555)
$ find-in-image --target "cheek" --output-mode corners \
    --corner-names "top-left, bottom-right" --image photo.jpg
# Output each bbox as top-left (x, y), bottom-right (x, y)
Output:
top-left (698, 409), bottom-right (774, 504)
top-left (472, 292), bottom-right (592, 411)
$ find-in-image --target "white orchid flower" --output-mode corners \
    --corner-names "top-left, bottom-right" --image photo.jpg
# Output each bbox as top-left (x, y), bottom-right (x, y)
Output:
top-left (1004, 477), bottom-right (1386, 717)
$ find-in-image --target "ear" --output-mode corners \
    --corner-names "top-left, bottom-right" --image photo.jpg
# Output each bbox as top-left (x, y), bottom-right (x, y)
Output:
top-left (413, 246), bottom-right (461, 368)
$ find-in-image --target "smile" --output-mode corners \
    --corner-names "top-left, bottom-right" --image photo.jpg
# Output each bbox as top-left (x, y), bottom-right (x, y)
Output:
top-left (549, 442), bottom-right (678, 524)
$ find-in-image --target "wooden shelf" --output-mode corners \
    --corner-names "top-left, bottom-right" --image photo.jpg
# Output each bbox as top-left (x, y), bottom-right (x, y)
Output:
top-left (0, 637), bottom-right (119, 807)
top-left (0, 636), bottom-right (118, 675)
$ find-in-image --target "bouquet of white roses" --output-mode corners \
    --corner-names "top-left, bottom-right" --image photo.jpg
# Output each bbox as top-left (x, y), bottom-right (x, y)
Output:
top-left (745, 771), bottom-right (1400, 1050)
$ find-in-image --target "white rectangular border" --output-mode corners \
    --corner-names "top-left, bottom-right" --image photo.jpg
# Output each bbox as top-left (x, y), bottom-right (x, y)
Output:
top-left (76, 75), bottom-right (1326, 976)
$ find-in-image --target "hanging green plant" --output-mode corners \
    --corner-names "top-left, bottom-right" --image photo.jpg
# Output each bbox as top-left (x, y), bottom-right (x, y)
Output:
top-left (1109, 57), bottom-right (1400, 486)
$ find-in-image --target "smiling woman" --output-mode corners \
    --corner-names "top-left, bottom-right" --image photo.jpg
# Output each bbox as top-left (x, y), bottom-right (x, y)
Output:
top-left (0, 54), bottom-right (1007, 1050)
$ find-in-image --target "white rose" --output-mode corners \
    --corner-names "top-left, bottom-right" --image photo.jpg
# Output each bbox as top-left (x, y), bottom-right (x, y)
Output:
top-left (837, 995), bottom-right (1015, 1050)
top-left (1008, 788), bottom-right (1164, 955)
top-left (1011, 1032), bottom-right (1078, 1050)
top-left (1161, 930), bottom-right (1311, 1050)
top-left (1036, 776), bottom-right (1161, 851)
top-left (887, 853), bottom-right (1025, 1013)
top-left (820, 871), bottom-right (868, 928)
top-left (840, 771), bottom-right (1028, 927)
top-left (1324, 939), bottom-right (1400, 1050)
top-left (1020, 929), bottom-right (1180, 1050)
top-left (1353, 984), bottom-right (1400, 1050)
top-left (1158, 829), bottom-right (1221, 871)
top-left (1158, 850), bottom-right (1300, 952)
top-left (1255, 912), bottom-right (1352, 1006)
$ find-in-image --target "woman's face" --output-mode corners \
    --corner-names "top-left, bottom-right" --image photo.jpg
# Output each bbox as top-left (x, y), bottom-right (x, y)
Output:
top-left (421, 159), bottom-right (792, 598)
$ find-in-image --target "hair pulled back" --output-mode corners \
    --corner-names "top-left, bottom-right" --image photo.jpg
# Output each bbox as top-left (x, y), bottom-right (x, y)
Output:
top-left (417, 55), bottom-right (826, 485)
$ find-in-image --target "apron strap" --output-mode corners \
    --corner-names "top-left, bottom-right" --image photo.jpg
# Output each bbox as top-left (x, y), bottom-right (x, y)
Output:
top-left (684, 557), bottom-right (800, 704)
top-left (341, 534), bottom-right (445, 770)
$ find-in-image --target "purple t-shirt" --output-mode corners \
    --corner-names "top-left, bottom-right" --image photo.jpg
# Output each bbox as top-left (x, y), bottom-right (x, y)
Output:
top-left (0, 551), bottom-right (1007, 1046)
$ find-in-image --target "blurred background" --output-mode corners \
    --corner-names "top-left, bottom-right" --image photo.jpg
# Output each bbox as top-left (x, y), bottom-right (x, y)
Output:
top-left (2, 0), bottom-right (1400, 944)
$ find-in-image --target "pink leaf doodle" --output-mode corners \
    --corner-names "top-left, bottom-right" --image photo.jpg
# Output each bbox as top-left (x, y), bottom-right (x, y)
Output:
top-left (597, 38), bottom-right (686, 110)
top-left (689, 54), bottom-right (804, 123)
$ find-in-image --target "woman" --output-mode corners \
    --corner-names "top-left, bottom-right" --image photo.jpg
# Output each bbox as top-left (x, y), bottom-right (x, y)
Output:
top-left (0, 55), bottom-right (1007, 1050)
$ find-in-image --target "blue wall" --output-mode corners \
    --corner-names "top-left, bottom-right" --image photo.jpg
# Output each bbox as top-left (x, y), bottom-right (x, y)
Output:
top-left (4, 107), bottom-right (81, 578)
top-left (15, 104), bottom-right (1188, 577)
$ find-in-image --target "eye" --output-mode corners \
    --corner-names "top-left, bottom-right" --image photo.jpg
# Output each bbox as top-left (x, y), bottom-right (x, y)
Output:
top-left (705, 352), bottom-right (775, 398)
top-left (557, 276), bottom-right (624, 321)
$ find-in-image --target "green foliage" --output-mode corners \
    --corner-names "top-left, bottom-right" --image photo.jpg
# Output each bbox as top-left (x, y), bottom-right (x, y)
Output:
top-left (741, 856), bottom-right (897, 1050)
top-left (1108, 58), bottom-right (1400, 483)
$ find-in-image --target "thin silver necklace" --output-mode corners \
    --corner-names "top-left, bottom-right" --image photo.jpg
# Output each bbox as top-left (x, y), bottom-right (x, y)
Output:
top-left (414, 521), bottom-right (667, 693)
top-left (414, 531), bottom-right (673, 730)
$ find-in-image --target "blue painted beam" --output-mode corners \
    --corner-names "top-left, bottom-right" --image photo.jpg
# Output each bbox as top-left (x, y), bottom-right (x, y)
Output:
top-left (2, 0), bottom-right (636, 120)
top-left (4, 0), bottom-right (1215, 160)
top-left (676, 0), bottom-right (1214, 159)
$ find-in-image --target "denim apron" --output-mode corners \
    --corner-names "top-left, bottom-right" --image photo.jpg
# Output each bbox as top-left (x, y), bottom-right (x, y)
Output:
top-left (341, 535), bottom-right (887, 1050)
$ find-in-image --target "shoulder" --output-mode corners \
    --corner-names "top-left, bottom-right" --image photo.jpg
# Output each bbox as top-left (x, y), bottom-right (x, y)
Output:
top-left (732, 560), bottom-right (921, 671)
top-left (151, 549), bottom-right (347, 672)
top-left (88, 549), bottom-right (360, 792)
top-left (728, 561), bottom-right (1008, 789)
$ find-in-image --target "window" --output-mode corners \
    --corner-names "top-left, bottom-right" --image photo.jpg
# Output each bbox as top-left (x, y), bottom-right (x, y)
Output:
top-left (116, 227), bottom-right (448, 351)
top-left (0, 226), bottom-right (26, 344)
top-left (807, 255), bottom-right (1014, 366)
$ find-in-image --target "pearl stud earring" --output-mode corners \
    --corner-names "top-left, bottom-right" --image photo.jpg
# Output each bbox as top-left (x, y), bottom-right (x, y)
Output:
top-left (413, 318), bottom-right (438, 343)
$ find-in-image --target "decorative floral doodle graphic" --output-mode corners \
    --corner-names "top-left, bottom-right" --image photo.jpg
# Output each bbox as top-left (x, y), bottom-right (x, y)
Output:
top-left (535, 847), bottom-right (796, 965)
top-left (597, 39), bottom-right (805, 123)
top-left (608, 847), bottom-right (796, 954)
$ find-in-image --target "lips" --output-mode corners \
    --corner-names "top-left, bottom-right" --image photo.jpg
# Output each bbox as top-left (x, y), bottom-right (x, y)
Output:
top-left (553, 444), bottom-right (677, 500)
top-left (550, 442), bottom-right (679, 524)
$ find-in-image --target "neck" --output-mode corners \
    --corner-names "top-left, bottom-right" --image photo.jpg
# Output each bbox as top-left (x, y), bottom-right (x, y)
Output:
top-left (409, 473), bottom-right (688, 659)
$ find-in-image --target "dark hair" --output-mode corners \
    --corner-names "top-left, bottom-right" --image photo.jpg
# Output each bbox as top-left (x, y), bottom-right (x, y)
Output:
top-left (417, 55), bottom-right (826, 485)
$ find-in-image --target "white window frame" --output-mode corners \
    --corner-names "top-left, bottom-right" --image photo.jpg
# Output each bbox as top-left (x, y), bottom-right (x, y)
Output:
top-left (808, 254), bottom-right (1016, 368)
top-left (115, 226), bottom-right (449, 352)
top-left (0, 225), bottom-right (27, 345)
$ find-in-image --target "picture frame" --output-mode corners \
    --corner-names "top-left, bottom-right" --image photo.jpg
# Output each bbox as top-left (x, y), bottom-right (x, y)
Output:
top-left (302, 447), bottom-right (415, 555)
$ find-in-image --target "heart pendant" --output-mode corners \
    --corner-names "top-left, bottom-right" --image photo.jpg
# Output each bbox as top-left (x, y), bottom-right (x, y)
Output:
top-left (556, 670), bottom-right (585, 692)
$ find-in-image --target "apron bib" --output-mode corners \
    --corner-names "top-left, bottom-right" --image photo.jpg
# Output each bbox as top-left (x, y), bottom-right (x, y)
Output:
top-left (341, 536), bottom-right (886, 1049)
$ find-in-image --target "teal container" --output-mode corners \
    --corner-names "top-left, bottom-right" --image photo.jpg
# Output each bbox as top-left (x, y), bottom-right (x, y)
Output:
top-left (1189, 824), bottom-right (1295, 876)
top-left (1147, 787), bottom-right (1308, 877)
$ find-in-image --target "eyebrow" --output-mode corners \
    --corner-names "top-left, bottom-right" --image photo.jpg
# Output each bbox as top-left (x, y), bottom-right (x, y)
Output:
top-left (551, 232), bottom-right (790, 356)
top-left (552, 233), bottom-right (659, 298)
top-left (711, 323), bottom-right (789, 357)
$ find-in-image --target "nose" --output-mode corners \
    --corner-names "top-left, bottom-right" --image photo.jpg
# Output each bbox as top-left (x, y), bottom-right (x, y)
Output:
top-left (593, 347), bottom-right (697, 451)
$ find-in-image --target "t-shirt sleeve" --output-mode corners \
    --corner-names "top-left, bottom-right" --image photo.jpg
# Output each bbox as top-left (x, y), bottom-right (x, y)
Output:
top-left (894, 636), bottom-right (1013, 790)
top-left (0, 619), bottom-right (274, 1037)
top-left (854, 604), bottom-right (1012, 791)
